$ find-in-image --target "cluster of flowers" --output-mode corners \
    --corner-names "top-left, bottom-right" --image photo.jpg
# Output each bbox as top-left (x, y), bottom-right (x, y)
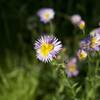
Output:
top-left (69, 28), bottom-right (100, 77)
top-left (34, 8), bottom-right (100, 78)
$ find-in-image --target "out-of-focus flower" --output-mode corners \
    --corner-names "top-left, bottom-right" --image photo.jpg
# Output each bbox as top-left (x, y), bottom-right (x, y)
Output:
top-left (34, 35), bottom-right (62, 62)
top-left (90, 36), bottom-right (100, 51)
top-left (70, 14), bottom-right (86, 31)
top-left (77, 49), bottom-right (87, 60)
top-left (66, 58), bottom-right (79, 77)
top-left (80, 28), bottom-right (100, 52)
top-left (90, 28), bottom-right (100, 36)
top-left (78, 20), bottom-right (85, 30)
top-left (90, 28), bottom-right (100, 51)
top-left (90, 37), bottom-right (99, 50)
top-left (79, 35), bottom-right (91, 51)
top-left (37, 8), bottom-right (55, 23)
top-left (70, 14), bottom-right (81, 25)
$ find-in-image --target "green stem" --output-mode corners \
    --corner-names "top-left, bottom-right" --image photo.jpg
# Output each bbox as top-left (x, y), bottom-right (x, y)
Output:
top-left (49, 21), bottom-right (54, 34)
top-left (82, 29), bottom-right (85, 36)
top-left (65, 78), bottom-right (77, 99)
top-left (85, 55), bottom-right (96, 100)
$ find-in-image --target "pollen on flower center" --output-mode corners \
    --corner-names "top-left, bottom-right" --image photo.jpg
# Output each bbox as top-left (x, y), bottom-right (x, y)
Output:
top-left (91, 37), bottom-right (97, 43)
top-left (80, 52), bottom-right (86, 59)
top-left (90, 37), bottom-right (97, 48)
top-left (69, 65), bottom-right (76, 72)
top-left (40, 43), bottom-right (54, 57)
top-left (44, 13), bottom-right (49, 19)
top-left (35, 35), bottom-right (62, 62)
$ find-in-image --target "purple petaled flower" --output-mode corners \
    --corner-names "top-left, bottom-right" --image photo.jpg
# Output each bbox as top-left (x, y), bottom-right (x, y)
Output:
top-left (37, 8), bottom-right (55, 23)
top-left (89, 28), bottom-right (100, 51)
top-left (66, 58), bottom-right (79, 77)
top-left (80, 28), bottom-right (100, 52)
top-left (34, 35), bottom-right (62, 63)
top-left (79, 35), bottom-right (91, 51)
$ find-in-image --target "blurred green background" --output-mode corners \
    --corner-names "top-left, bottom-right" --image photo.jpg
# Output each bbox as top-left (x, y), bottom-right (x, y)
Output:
top-left (0, 0), bottom-right (100, 100)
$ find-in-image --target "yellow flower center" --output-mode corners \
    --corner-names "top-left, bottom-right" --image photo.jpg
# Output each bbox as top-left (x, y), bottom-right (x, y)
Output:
top-left (79, 22), bottom-right (85, 29)
top-left (91, 37), bottom-right (97, 43)
top-left (79, 51), bottom-right (87, 60)
top-left (69, 64), bottom-right (76, 72)
top-left (90, 37), bottom-right (97, 48)
top-left (40, 43), bottom-right (54, 57)
top-left (44, 13), bottom-right (50, 20)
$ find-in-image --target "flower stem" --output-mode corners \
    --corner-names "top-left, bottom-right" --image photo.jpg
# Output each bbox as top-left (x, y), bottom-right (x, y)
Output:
top-left (50, 21), bottom-right (54, 34)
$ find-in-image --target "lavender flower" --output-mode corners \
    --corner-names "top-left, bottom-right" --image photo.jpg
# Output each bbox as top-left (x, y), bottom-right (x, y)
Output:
top-left (80, 28), bottom-right (100, 51)
top-left (34, 35), bottom-right (62, 62)
top-left (90, 37), bottom-right (100, 51)
top-left (37, 8), bottom-right (55, 23)
top-left (70, 14), bottom-right (81, 25)
top-left (90, 28), bottom-right (100, 37)
top-left (89, 28), bottom-right (100, 51)
top-left (79, 35), bottom-right (91, 51)
top-left (66, 58), bottom-right (79, 77)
